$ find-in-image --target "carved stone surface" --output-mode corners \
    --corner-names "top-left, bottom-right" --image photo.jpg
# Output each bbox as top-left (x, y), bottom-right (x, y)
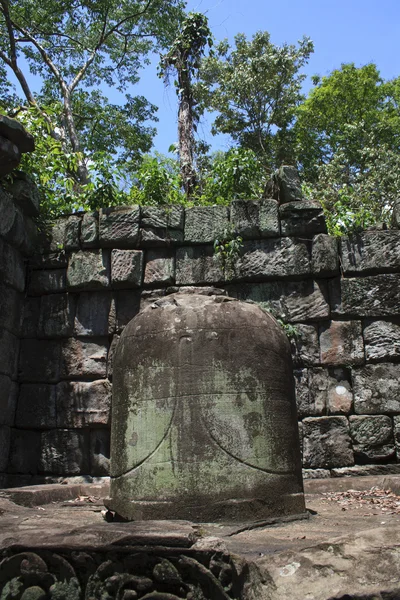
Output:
top-left (319, 320), bottom-right (364, 366)
top-left (349, 415), bottom-right (395, 463)
top-left (39, 429), bottom-right (89, 474)
top-left (111, 249), bottom-right (143, 288)
top-left (230, 199), bottom-right (279, 239)
top-left (67, 250), bottom-right (110, 291)
top-left (280, 201), bottom-right (327, 236)
top-left (56, 379), bottom-right (111, 427)
top-left (311, 234), bottom-right (339, 276)
top-left (353, 364), bottom-right (400, 414)
top-left (363, 320), bottom-right (400, 362)
top-left (340, 231), bottom-right (400, 274)
top-left (302, 416), bottom-right (354, 469)
top-left (60, 338), bottom-right (108, 379)
top-left (74, 291), bottom-right (115, 337)
top-left (144, 250), bottom-right (175, 287)
top-left (81, 211), bottom-right (99, 247)
top-left (140, 205), bottom-right (184, 245)
top-left (176, 246), bottom-right (225, 285)
top-left (331, 274), bottom-right (400, 317)
top-left (107, 293), bottom-right (305, 522)
top-left (184, 206), bottom-right (229, 243)
top-left (99, 206), bottom-right (140, 248)
top-left (237, 238), bottom-right (310, 280)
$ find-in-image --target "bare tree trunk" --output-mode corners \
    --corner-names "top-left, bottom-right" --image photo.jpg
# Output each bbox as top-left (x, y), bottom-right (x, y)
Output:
top-left (63, 91), bottom-right (90, 185)
top-left (177, 70), bottom-right (197, 198)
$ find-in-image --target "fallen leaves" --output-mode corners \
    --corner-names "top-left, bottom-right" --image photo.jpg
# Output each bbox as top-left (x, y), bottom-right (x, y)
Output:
top-left (321, 488), bottom-right (400, 515)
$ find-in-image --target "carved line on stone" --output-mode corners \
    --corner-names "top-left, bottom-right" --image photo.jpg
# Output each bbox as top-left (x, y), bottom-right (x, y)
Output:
top-left (203, 416), bottom-right (294, 477)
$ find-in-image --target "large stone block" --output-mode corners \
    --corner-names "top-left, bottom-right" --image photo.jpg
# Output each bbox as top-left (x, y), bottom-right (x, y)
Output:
top-left (330, 274), bottom-right (400, 317)
top-left (394, 416), bottom-right (400, 460)
top-left (349, 415), bottom-right (395, 463)
top-left (0, 285), bottom-right (22, 335)
top-left (99, 206), bottom-right (140, 248)
top-left (74, 291), bottom-right (115, 337)
top-left (111, 249), bottom-right (143, 288)
top-left (290, 324), bottom-right (319, 367)
top-left (38, 293), bottom-right (76, 338)
top-left (230, 199), bottom-right (279, 239)
top-left (19, 339), bottom-right (61, 383)
top-left (27, 269), bottom-right (66, 295)
top-left (302, 416), bottom-right (354, 469)
top-left (29, 250), bottom-right (68, 270)
top-left (144, 250), bottom-right (175, 287)
top-left (140, 205), bottom-right (184, 245)
top-left (114, 290), bottom-right (141, 332)
top-left (227, 279), bottom-right (330, 323)
top-left (64, 215), bottom-right (81, 250)
top-left (16, 384), bottom-right (57, 428)
top-left (363, 320), bottom-right (400, 362)
top-left (0, 188), bottom-right (17, 238)
top-left (320, 320), bottom-right (364, 366)
top-left (340, 231), bottom-right (400, 274)
top-left (280, 201), bottom-right (327, 236)
top-left (353, 364), bottom-right (400, 414)
top-left (237, 238), bottom-right (310, 281)
top-left (0, 114), bottom-right (34, 153)
top-left (0, 425), bottom-right (11, 471)
top-left (56, 379), bottom-right (112, 428)
top-left (175, 246), bottom-right (224, 285)
top-left (0, 329), bottom-right (19, 379)
top-left (0, 375), bottom-right (17, 426)
top-left (80, 211), bottom-right (98, 247)
top-left (0, 135), bottom-right (20, 176)
top-left (311, 234), bottom-right (339, 276)
top-left (6, 173), bottom-right (39, 217)
top-left (310, 367), bottom-right (353, 416)
top-left (60, 338), bottom-right (108, 379)
top-left (8, 429), bottom-right (40, 474)
top-left (67, 249), bottom-right (110, 291)
top-left (0, 238), bottom-right (25, 291)
top-left (90, 429), bottom-right (110, 476)
top-left (21, 296), bottom-right (40, 338)
top-left (39, 429), bottom-right (89, 474)
top-left (184, 206), bottom-right (229, 244)
top-left (294, 369), bottom-right (325, 418)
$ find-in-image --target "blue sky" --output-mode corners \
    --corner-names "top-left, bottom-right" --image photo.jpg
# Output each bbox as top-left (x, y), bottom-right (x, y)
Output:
top-left (139, 0), bottom-right (400, 154)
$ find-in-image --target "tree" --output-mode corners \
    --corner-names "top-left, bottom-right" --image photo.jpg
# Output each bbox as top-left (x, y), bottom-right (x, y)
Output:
top-left (0, 0), bottom-right (185, 184)
top-left (196, 31), bottom-right (313, 169)
top-left (159, 12), bottom-right (212, 198)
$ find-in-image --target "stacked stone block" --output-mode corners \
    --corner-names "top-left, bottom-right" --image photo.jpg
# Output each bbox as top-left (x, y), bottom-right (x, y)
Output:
top-left (1, 168), bottom-right (400, 484)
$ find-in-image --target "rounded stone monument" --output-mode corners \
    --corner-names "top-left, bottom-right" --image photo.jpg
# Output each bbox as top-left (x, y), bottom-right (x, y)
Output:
top-left (105, 293), bottom-right (305, 522)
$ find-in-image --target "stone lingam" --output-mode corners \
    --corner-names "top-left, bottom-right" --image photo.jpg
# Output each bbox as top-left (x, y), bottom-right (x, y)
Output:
top-left (105, 293), bottom-right (306, 522)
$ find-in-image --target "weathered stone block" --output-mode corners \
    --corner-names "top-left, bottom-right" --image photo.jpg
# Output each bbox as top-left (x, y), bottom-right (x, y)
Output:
top-left (0, 425), bottom-right (10, 471)
top-left (67, 249), bottom-right (110, 291)
top-left (29, 250), bottom-right (68, 270)
top-left (0, 376), bottom-right (17, 426)
top-left (349, 415), bottom-right (395, 462)
top-left (0, 114), bottom-right (34, 152)
top-left (39, 429), bottom-right (89, 474)
top-left (320, 320), bottom-right (364, 366)
top-left (7, 174), bottom-right (40, 216)
top-left (19, 339), bottom-right (61, 383)
top-left (27, 269), bottom-right (66, 296)
top-left (0, 238), bottom-right (25, 291)
top-left (45, 218), bottom-right (68, 253)
top-left (0, 188), bottom-right (17, 238)
top-left (0, 136), bottom-right (20, 176)
top-left (74, 291), bottom-right (115, 337)
top-left (176, 246), bottom-right (224, 285)
top-left (111, 249), bottom-right (143, 288)
top-left (363, 320), bottom-right (400, 362)
top-left (184, 206), bottom-right (229, 243)
top-left (331, 274), bottom-right (400, 317)
top-left (227, 279), bottom-right (330, 323)
top-left (302, 416), bottom-right (354, 469)
top-left (0, 285), bottom-right (22, 335)
top-left (8, 429), bottom-right (40, 474)
top-left (294, 369), bottom-right (316, 418)
top-left (21, 215), bottom-right (38, 256)
top-left (60, 338), bottom-right (108, 379)
top-left (280, 201), bottom-right (327, 236)
top-left (38, 293), bottom-right (75, 338)
top-left (107, 334), bottom-right (120, 379)
top-left (90, 429), bottom-right (110, 476)
top-left (0, 329), bottom-right (19, 379)
top-left (394, 416), bottom-right (400, 460)
top-left (99, 206), bottom-right (140, 248)
top-left (115, 290), bottom-right (141, 332)
top-left (291, 324), bottom-right (319, 367)
top-left (81, 211), bottom-right (98, 247)
top-left (310, 367), bottom-right (353, 415)
top-left (297, 368), bottom-right (326, 417)
top-left (353, 364), bottom-right (400, 414)
top-left (144, 250), bottom-right (175, 287)
top-left (311, 234), bottom-right (339, 276)
top-left (276, 165), bottom-right (303, 203)
top-left (140, 206), bottom-right (184, 245)
top-left (21, 296), bottom-right (40, 338)
top-left (331, 464), bottom-right (400, 477)
top-left (238, 238), bottom-right (310, 281)
top-left (64, 215), bottom-right (81, 250)
top-left (340, 231), bottom-right (400, 274)
top-left (16, 384), bottom-right (57, 428)
top-left (230, 199), bottom-right (279, 239)
top-left (56, 379), bottom-right (111, 428)
top-left (139, 227), bottom-right (183, 245)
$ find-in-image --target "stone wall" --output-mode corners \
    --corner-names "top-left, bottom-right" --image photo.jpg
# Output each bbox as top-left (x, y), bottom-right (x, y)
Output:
top-left (1, 187), bottom-right (400, 485)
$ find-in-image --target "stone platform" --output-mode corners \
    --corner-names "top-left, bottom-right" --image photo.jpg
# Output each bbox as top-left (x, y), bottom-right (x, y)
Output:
top-left (1, 476), bottom-right (400, 599)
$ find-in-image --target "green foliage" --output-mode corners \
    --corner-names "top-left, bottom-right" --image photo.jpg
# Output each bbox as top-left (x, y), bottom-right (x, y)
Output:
top-left (128, 154), bottom-right (185, 206)
top-left (258, 302), bottom-right (299, 342)
top-left (213, 225), bottom-right (243, 279)
top-left (197, 31), bottom-right (314, 167)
